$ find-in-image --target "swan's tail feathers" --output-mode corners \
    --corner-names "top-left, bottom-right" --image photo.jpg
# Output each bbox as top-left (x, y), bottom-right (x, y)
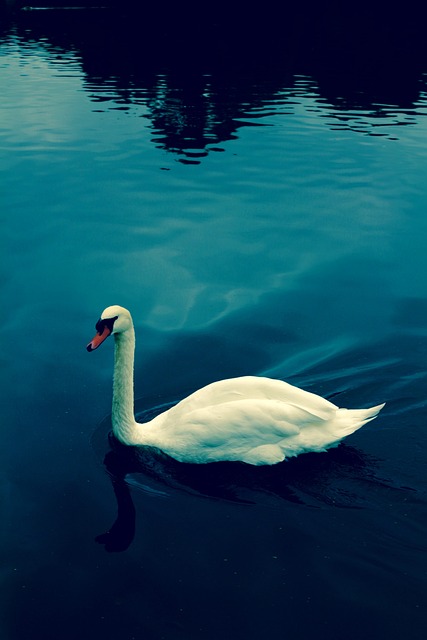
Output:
top-left (335, 402), bottom-right (385, 437)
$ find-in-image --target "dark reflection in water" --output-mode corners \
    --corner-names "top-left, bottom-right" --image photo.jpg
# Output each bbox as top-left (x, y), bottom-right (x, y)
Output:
top-left (95, 447), bottom-right (137, 552)
top-left (2, 4), bottom-right (427, 162)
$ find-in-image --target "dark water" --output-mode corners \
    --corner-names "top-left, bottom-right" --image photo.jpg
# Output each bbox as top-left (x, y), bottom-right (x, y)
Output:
top-left (1, 4), bottom-right (427, 639)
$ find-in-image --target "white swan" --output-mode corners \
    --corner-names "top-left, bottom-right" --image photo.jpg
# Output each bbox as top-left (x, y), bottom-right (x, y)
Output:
top-left (87, 305), bottom-right (385, 465)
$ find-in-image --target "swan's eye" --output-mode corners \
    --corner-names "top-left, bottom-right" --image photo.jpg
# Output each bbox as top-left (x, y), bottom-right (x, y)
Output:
top-left (95, 316), bottom-right (118, 335)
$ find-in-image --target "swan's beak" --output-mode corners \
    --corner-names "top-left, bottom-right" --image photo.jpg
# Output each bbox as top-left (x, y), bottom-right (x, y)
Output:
top-left (86, 326), bottom-right (111, 352)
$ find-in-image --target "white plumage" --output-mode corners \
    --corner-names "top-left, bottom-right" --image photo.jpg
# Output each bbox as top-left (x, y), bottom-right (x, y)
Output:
top-left (87, 305), bottom-right (384, 466)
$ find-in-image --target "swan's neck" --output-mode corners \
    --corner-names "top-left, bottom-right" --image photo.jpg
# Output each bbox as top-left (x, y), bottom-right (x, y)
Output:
top-left (112, 328), bottom-right (137, 443)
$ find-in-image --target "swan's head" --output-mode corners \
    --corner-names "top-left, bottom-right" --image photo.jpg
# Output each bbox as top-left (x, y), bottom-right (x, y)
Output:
top-left (86, 305), bottom-right (133, 352)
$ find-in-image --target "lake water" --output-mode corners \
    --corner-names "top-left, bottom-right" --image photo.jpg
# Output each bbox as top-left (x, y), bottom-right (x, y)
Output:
top-left (1, 5), bottom-right (427, 639)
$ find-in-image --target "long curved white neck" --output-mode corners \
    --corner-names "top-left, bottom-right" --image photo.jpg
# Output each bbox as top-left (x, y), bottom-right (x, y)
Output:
top-left (112, 327), bottom-right (137, 443)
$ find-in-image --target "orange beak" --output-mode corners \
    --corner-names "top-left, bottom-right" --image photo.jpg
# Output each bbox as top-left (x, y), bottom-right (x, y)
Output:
top-left (86, 325), bottom-right (112, 352)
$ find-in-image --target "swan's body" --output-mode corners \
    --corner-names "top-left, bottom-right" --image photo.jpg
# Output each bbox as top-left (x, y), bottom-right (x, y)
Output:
top-left (87, 306), bottom-right (385, 465)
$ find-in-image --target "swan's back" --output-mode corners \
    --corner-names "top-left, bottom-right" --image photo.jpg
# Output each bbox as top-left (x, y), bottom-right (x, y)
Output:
top-left (168, 376), bottom-right (338, 419)
top-left (142, 377), bottom-right (384, 465)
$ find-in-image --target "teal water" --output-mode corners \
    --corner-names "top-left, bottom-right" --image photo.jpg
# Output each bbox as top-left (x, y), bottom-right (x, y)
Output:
top-left (1, 7), bottom-right (427, 640)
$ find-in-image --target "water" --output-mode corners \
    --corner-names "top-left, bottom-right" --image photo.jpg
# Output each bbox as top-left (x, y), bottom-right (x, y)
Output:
top-left (1, 5), bottom-right (427, 639)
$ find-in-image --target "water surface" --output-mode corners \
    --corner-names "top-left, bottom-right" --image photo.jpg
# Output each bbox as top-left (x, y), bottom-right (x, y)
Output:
top-left (1, 6), bottom-right (427, 640)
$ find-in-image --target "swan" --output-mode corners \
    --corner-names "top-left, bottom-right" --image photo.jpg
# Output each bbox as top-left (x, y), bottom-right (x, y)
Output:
top-left (87, 305), bottom-right (385, 465)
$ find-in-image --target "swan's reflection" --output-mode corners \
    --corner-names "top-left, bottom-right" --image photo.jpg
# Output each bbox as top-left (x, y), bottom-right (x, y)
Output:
top-left (95, 446), bottom-right (137, 552)
top-left (95, 425), bottom-right (391, 552)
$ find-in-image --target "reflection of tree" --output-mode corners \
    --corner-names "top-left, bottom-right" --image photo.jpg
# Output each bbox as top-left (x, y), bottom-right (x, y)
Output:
top-left (146, 77), bottom-right (234, 160)
top-left (4, 4), bottom-right (427, 160)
